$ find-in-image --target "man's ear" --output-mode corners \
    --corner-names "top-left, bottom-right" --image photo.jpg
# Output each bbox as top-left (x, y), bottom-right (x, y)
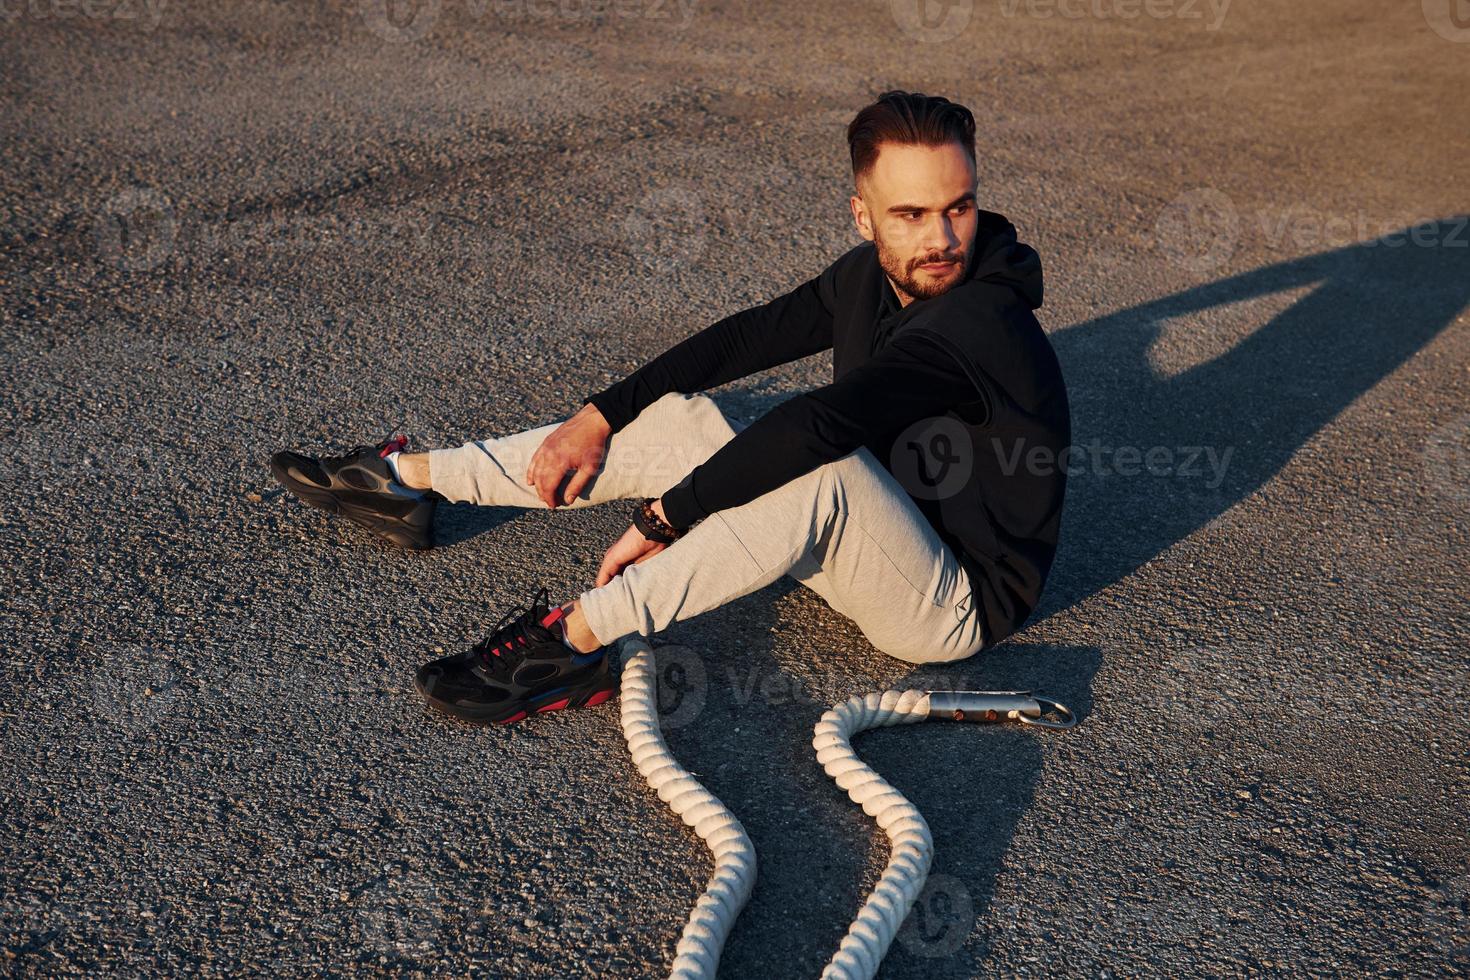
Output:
top-left (850, 194), bottom-right (875, 242)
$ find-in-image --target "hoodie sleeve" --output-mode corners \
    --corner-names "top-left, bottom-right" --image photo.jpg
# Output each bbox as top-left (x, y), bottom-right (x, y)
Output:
top-left (657, 330), bottom-right (983, 530)
top-left (582, 264), bottom-right (840, 433)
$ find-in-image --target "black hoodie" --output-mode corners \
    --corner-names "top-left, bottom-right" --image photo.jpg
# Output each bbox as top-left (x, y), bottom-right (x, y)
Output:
top-left (585, 210), bottom-right (1070, 648)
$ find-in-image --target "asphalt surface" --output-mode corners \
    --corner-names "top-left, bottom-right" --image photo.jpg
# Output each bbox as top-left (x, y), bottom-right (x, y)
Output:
top-left (2, 1), bottom-right (1467, 976)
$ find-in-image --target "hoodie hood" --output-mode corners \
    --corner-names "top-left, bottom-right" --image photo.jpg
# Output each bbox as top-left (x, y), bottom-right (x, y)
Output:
top-left (965, 210), bottom-right (1044, 310)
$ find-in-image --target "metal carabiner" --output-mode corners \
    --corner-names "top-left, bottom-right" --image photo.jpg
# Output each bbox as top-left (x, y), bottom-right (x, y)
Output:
top-left (1014, 695), bottom-right (1076, 730)
top-left (925, 690), bottom-right (1077, 729)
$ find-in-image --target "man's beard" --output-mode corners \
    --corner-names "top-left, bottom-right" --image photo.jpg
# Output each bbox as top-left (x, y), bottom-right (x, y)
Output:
top-left (874, 232), bottom-right (968, 302)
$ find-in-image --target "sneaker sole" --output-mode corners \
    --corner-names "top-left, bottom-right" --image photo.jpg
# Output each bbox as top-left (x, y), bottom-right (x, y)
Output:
top-left (413, 670), bottom-right (616, 727)
top-left (269, 455), bottom-right (434, 551)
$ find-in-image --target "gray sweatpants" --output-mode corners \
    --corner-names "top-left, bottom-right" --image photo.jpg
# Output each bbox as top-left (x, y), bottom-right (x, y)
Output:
top-left (427, 392), bottom-right (986, 664)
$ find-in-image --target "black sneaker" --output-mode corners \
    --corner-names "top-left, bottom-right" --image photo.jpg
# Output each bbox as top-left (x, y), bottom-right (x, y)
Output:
top-left (269, 436), bottom-right (437, 550)
top-left (414, 586), bottom-right (615, 726)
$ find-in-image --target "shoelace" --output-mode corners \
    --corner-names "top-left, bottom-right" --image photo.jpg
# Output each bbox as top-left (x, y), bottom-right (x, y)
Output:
top-left (331, 435), bottom-right (407, 464)
top-left (472, 586), bottom-right (555, 681)
top-left (375, 435), bottom-right (408, 459)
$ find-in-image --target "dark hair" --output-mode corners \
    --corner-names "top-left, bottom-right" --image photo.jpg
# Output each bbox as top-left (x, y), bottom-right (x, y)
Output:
top-left (846, 90), bottom-right (976, 187)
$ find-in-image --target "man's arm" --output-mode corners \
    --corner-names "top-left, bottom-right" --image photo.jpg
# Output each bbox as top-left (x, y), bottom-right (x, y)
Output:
top-left (657, 329), bottom-right (991, 530)
top-left (583, 269), bottom-right (838, 433)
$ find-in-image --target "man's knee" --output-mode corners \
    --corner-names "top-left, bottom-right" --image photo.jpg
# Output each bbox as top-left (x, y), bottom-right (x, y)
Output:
top-left (687, 393), bottom-right (739, 435)
top-left (877, 627), bottom-right (989, 665)
top-left (617, 393), bottom-right (738, 484)
top-left (880, 641), bottom-right (981, 666)
top-left (645, 393), bottom-right (737, 437)
top-left (646, 391), bottom-right (717, 417)
top-left (820, 447), bottom-right (896, 501)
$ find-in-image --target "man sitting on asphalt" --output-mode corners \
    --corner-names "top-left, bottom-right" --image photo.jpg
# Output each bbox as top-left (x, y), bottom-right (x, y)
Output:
top-left (269, 90), bottom-right (1072, 726)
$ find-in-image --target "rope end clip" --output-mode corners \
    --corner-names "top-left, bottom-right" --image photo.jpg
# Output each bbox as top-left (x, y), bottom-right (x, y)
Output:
top-left (925, 690), bottom-right (1076, 729)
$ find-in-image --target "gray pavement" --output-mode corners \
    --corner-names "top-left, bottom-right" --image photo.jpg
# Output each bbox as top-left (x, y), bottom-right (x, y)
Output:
top-left (2, 1), bottom-right (1467, 976)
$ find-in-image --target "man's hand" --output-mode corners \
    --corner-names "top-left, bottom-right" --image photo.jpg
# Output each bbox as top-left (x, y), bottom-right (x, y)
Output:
top-left (594, 498), bottom-right (676, 587)
top-left (595, 524), bottom-right (669, 587)
top-left (526, 402), bottom-right (613, 509)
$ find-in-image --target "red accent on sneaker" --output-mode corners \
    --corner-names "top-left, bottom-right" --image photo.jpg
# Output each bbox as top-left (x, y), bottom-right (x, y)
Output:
top-left (379, 435), bottom-right (408, 458)
top-left (540, 605), bottom-right (565, 629)
top-left (584, 690), bottom-right (613, 707)
top-left (536, 698), bottom-right (571, 713)
top-left (498, 710), bottom-right (528, 725)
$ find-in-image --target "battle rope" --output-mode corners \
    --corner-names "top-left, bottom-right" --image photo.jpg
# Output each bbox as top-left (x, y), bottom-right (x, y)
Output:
top-left (619, 643), bottom-right (757, 980)
top-left (617, 637), bottom-right (1074, 980)
top-left (813, 689), bottom-right (936, 979)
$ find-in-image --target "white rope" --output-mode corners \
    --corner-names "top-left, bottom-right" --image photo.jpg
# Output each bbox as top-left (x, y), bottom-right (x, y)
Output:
top-left (619, 641), bottom-right (1065, 980)
top-left (618, 639), bottom-right (757, 980)
top-left (812, 690), bottom-right (934, 980)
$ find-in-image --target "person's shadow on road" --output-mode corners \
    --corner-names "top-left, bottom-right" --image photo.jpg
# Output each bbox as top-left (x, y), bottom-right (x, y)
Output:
top-left (1039, 217), bottom-right (1469, 619)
